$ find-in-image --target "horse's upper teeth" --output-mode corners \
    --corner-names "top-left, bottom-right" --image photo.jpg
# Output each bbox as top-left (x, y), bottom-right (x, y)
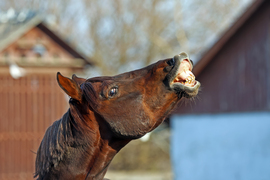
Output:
top-left (186, 76), bottom-right (193, 82)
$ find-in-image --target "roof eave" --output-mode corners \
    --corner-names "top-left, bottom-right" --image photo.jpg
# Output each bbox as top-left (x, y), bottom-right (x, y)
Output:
top-left (0, 15), bottom-right (42, 52)
top-left (36, 23), bottom-right (95, 66)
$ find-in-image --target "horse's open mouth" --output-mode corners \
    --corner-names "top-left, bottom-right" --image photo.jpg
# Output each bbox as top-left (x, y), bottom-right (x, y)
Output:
top-left (169, 53), bottom-right (200, 98)
top-left (171, 59), bottom-right (197, 87)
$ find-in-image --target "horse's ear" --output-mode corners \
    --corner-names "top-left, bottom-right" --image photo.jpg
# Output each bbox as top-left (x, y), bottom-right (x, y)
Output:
top-left (72, 74), bottom-right (86, 87)
top-left (57, 72), bottom-right (82, 101)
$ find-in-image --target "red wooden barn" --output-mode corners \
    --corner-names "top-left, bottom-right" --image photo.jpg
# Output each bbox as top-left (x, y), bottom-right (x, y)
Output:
top-left (171, 0), bottom-right (270, 179)
top-left (0, 11), bottom-right (93, 179)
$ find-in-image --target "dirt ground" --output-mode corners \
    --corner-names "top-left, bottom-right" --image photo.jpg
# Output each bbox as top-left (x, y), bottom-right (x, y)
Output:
top-left (105, 171), bottom-right (173, 180)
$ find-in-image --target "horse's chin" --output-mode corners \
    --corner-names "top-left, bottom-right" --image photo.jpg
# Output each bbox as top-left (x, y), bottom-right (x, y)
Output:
top-left (171, 81), bottom-right (201, 98)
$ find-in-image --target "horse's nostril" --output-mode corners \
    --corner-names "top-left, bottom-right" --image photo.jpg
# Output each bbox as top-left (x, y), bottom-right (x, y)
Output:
top-left (167, 58), bottom-right (175, 66)
top-left (190, 59), bottom-right (194, 66)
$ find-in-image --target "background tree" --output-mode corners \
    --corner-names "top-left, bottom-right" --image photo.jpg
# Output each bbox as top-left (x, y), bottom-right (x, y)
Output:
top-left (0, 0), bottom-right (252, 76)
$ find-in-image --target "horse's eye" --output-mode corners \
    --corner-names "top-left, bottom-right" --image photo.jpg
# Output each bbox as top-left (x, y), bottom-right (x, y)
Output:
top-left (167, 58), bottom-right (175, 66)
top-left (108, 87), bottom-right (118, 97)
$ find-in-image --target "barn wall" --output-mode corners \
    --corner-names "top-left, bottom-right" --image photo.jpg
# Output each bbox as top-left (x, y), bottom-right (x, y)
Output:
top-left (171, 112), bottom-right (270, 180)
top-left (0, 15), bottom-right (89, 179)
top-left (176, 0), bottom-right (270, 114)
top-left (0, 73), bottom-right (68, 179)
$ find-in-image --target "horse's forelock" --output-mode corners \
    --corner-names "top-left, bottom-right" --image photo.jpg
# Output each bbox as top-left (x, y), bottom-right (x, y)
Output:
top-left (81, 82), bottom-right (99, 110)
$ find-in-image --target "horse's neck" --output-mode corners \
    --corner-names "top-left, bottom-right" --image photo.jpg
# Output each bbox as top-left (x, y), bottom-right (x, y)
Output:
top-left (83, 139), bottom-right (116, 179)
top-left (72, 111), bottom-right (130, 179)
top-left (86, 139), bottom-right (131, 179)
top-left (80, 134), bottom-right (130, 179)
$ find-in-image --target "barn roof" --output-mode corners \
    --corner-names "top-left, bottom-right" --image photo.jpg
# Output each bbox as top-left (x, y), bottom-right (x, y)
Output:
top-left (193, 0), bottom-right (264, 77)
top-left (0, 10), bottom-right (94, 66)
top-left (174, 0), bottom-right (269, 114)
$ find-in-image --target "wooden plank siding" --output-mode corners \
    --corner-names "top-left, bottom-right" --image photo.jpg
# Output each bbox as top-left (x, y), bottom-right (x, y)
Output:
top-left (175, 0), bottom-right (270, 114)
top-left (0, 74), bottom-right (68, 179)
top-left (0, 13), bottom-right (93, 179)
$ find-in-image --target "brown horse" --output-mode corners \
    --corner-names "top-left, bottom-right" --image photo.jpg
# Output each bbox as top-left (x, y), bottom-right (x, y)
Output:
top-left (34, 52), bottom-right (200, 180)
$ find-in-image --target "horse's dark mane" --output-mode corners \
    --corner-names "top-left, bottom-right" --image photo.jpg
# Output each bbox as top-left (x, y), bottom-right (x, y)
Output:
top-left (34, 82), bottom-right (99, 179)
top-left (34, 110), bottom-right (74, 178)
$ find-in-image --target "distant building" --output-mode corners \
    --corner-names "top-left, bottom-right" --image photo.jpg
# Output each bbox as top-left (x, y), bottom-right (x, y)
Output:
top-left (0, 10), bottom-right (94, 179)
top-left (171, 0), bottom-right (270, 179)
